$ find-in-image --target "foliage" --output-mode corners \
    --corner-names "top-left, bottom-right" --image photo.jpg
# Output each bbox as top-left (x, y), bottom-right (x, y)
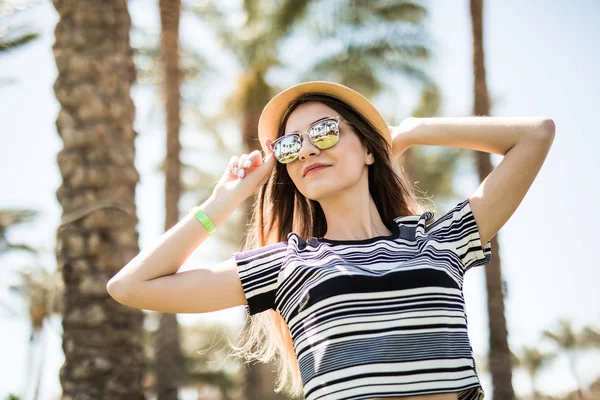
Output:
top-left (143, 315), bottom-right (241, 396)
top-left (297, 0), bottom-right (433, 96)
top-left (0, 209), bottom-right (39, 256)
top-left (8, 265), bottom-right (63, 328)
top-left (543, 319), bottom-right (599, 351)
top-left (0, 31), bottom-right (38, 53)
top-left (0, 0), bottom-right (40, 84)
top-left (541, 320), bottom-right (600, 396)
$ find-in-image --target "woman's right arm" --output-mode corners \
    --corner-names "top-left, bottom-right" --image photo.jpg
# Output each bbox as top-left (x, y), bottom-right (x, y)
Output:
top-left (107, 146), bottom-right (276, 314)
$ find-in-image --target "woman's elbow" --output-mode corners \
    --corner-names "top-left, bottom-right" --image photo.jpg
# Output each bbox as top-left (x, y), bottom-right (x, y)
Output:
top-left (537, 117), bottom-right (556, 139)
top-left (106, 278), bottom-right (131, 304)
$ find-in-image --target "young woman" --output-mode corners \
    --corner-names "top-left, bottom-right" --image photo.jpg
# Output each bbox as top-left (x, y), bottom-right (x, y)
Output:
top-left (107, 81), bottom-right (555, 400)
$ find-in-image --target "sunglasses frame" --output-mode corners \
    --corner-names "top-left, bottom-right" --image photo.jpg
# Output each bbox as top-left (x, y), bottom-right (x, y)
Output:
top-left (270, 116), bottom-right (344, 164)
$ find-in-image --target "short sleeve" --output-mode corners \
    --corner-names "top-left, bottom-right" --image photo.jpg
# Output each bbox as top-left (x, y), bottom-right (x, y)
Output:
top-left (425, 198), bottom-right (492, 272)
top-left (234, 242), bottom-right (288, 315)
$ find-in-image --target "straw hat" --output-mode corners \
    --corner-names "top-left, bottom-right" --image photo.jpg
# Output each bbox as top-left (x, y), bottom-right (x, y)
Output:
top-left (257, 81), bottom-right (391, 153)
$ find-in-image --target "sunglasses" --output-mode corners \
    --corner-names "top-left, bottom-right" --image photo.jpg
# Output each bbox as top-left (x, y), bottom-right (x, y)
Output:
top-left (270, 116), bottom-right (344, 164)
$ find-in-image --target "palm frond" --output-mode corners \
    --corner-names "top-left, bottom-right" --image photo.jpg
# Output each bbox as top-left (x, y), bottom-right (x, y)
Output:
top-left (0, 243), bottom-right (37, 256)
top-left (242, 0), bottom-right (261, 26)
top-left (0, 209), bottom-right (39, 229)
top-left (270, 0), bottom-right (313, 38)
top-left (307, 47), bottom-right (432, 88)
top-left (516, 346), bottom-right (555, 373)
top-left (186, 1), bottom-right (243, 60)
top-left (371, 0), bottom-right (428, 24)
top-left (580, 326), bottom-right (600, 348)
top-left (0, 209), bottom-right (39, 257)
top-left (0, 32), bottom-right (39, 52)
top-left (411, 147), bottom-right (462, 201)
top-left (344, 39), bottom-right (431, 63)
top-left (312, 0), bottom-right (427, 35)
top-left (543, 319), bottom-right (578, 349)
top-left (412, 82), bottom-right (441, 117)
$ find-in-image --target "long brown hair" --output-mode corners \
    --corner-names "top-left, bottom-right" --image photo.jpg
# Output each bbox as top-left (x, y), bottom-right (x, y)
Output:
top-left (230, 94), bottom-right (425, 397)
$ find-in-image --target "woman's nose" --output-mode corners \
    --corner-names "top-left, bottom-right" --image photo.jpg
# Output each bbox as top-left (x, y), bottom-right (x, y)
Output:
top-left (297, 134), bottom-right (320, 161)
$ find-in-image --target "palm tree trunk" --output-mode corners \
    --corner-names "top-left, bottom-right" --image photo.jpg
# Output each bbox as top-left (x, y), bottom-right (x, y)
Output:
top-left (567, 352), bottom-right (584, 399)
top-left (52, 0), bottom-right (146, 398)
top-left (530, 371), bottom-right (538, 400)
top-left (23, 328), bottom-right (42, 400)
top-left (469, 1), bottom-right (516, 399)
top-left (32, 326), bottom-right (46, 400)
top-left (155, 1), bottom-right (185, 399)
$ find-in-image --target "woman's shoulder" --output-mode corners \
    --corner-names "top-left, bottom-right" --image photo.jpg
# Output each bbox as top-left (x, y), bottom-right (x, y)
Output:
top-left (234, 232), bottom-right (307, 261)
top-left (393, 210), bottom-right (435, 231)
top-left (394, 198), bottom-right (475, 227)
top-left (393, 211), bottom-right (434, 224)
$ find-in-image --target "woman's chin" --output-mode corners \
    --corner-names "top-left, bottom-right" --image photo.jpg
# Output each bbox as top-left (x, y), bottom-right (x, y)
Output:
top-left (300, 184), bottom-right (339, 202)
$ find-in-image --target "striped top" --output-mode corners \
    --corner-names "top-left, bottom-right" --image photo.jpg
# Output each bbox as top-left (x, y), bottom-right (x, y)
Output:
top-left (234, 198), bottom-right (491, 400)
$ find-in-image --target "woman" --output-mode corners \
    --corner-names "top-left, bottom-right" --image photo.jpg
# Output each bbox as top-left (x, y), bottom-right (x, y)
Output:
top-left (107, 81), bottom-right (555, 400)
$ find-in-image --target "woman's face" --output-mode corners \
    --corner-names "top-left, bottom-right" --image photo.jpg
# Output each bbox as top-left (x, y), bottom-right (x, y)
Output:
top-left (283, 102), bottom-right (374, 201)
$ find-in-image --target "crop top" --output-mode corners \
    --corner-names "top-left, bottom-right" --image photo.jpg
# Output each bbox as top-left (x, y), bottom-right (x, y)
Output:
top-left (234, 198), bottom-right (491, 400)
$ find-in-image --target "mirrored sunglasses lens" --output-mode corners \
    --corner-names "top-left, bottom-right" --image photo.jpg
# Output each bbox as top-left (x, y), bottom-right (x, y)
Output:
top-left (273, 135), bottom-right (301, 163)
top-left (309, 120), bottom-right (339, 149)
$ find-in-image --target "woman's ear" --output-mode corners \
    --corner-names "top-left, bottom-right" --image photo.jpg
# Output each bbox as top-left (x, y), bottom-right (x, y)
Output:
top-left (366, 149), bottom-right (375, 165)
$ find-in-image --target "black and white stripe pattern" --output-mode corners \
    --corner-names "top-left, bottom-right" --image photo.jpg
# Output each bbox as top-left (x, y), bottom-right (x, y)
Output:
top-left (234, 198), bottom-right (491, 400)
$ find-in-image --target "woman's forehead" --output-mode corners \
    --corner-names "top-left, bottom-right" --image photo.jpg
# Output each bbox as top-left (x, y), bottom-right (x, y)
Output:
top-left (284, 102), bottom-right (337, 133)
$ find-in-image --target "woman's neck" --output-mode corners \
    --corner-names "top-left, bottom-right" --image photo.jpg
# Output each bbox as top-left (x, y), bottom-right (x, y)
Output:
top-left (318, 181), bottom-right (391, 241)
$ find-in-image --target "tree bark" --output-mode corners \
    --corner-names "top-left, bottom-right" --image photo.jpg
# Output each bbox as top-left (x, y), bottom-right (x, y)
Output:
top-left (52, 0), bottom-right (146, 398)
top-left (155, 1), bottom-right (185, 399)
top-left (469, 1), bottom-right (516, 399)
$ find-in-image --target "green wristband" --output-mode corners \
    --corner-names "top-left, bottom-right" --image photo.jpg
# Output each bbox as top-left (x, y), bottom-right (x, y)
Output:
top-left (189, 206), bottom-right (216, 235)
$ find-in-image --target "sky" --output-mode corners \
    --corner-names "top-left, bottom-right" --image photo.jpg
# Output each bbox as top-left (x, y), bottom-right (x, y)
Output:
top-left (1, 0), bottom-right (599, 399)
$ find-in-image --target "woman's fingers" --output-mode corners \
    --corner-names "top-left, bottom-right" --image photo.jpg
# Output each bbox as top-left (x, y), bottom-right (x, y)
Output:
top-left (246, 150), bottom-right (263, 167)
top-left (226, 144), bottom-right (274, 182)
top-left (236, 150), bottom-right (263, 178)
top-left (233, 154), bottom-right (248, 178)
top-left (228, 156), bottom-right (240, 176)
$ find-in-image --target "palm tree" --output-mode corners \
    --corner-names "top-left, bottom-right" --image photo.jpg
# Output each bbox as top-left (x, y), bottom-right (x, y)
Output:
top-left (154, 1), bottom-right (186, 399)
top-left (0, 209), bottom-right (38, 256)
top-left (0, 208), bottom-right (61, 400)
top-left (515, 347), bottom-right (555, 400)
top-left (469, 1), bottom-right (516, 398)
top-left (8, 266), bottom-right (63, 400)
top-left (543, 320), bottom-right (600, 399)
top-left (51, 0), bottom-right (146, 397)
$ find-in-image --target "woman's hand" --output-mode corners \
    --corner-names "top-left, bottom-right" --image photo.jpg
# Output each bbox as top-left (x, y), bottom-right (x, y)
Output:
top-left (212, 139), bottom-right (277, 207)
top-left (389, 117), bottom-right (419, 159)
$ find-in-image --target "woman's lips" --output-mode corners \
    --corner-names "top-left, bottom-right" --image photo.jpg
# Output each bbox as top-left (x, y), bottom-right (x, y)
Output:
top-left (305, 165), bottom-right (330, 176)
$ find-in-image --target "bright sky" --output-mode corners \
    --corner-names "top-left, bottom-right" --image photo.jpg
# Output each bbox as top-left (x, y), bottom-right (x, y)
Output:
top-left (1, 0), bottom-right (599, 399)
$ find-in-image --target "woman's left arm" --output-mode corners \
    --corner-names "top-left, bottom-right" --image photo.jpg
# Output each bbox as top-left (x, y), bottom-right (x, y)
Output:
top-left (391, 116), bottom-right (556, 244)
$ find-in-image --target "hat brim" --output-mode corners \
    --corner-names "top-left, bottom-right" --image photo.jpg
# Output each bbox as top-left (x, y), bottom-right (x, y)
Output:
top-left (257, 81), bottom-right (391, 153)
